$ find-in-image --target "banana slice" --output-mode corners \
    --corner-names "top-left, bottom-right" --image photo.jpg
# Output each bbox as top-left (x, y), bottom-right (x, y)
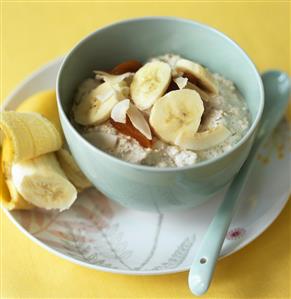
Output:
top-left (175, 59), bottom-right (218, 95)
top-left (130, 61), bottom-right (171, 110)
top-left (73, 81), bottom-right (128, 126)
top-left (0, 111), bottom-right (62, 163)
top-left (149, 89), bottom-right (204, 144)
top-left (11, 153), bottom-right (77, 211)
top-left (56, 148), bottom-right (92, 191)
top-left (175, 124), bottom-right (231, 151)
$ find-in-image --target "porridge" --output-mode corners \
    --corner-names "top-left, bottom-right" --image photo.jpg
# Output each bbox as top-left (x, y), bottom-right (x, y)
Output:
top-left (71, 54), bottom-right (250, 167)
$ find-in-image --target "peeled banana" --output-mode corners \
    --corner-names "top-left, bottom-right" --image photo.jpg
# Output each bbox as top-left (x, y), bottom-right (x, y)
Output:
top-left (0, 111), bottom-right (62, 163)
top-left (0, 151), bottom-right (33, 210)
top-left (149, 89), bottom-right (204, 144)
top-left (11, 153), bottom-right (77, 211)
top-left (130, 61), bottom-right (171, 110)
top-left (16, 90), bottom-right (63, 138)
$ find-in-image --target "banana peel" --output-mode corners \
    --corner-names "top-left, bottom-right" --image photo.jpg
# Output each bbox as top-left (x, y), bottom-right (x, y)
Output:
top-left (16, 90), bottom-right (63, 138)
top-left (0, 111), bottom-right (62, 163)
top-left (0, 151), bottom-right (33, 210)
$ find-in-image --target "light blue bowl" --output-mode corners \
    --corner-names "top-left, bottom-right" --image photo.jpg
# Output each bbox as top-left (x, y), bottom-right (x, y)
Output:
top-left (57, 17), bottom-right (264, 212)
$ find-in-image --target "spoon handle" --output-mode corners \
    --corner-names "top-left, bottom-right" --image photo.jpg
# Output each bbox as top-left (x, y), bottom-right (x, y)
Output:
top-left (188, 142), bottom-right (259, 296)
top-left (188, 70), bottom-right (290, 296)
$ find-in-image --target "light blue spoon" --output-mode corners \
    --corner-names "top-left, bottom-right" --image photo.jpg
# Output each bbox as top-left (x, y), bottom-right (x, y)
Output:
top-left (188, 70), bottom-right (290, 296)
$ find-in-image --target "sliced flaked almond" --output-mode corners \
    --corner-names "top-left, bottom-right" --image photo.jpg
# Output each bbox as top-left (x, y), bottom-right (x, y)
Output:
top-left (127, 104), bottom-right (152, 140)
top-left (111, 99), bottom-right (130, 123)
top-left (174, 76), bottom-right (188, 89)
top-left (110, 118), bottom-right (152, 148)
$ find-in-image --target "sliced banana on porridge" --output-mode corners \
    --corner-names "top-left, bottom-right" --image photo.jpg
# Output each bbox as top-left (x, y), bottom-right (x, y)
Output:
top-left (149, 89), bottom-right (204, 144)
top-left (175, 124), bottom-right (231, 151)
top-left (73, 81), bottom-right (128, 126)
top-left (130, 61), bottom-right (171, 110)
top-left (72, 54), bottom-right (251, 167)
top-left (175, 58), bottom-right (218, 95)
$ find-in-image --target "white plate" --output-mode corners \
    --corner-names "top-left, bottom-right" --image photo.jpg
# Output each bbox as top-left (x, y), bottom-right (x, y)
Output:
top-left (2, 58), bottom-right (290, 275)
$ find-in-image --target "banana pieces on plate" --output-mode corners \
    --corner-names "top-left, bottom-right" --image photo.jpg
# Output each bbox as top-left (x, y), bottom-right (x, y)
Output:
top-left (0, 90), bottom-right (90, 210)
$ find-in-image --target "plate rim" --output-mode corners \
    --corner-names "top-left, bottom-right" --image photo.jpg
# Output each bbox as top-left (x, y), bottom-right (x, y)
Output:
top-left (2, 57), bottom-right (290, 275)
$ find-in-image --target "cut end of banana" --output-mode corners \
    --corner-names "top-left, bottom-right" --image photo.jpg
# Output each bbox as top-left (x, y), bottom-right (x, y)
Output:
top-left (175, 124), bottom-right (231, 151)
top-left (130, 61), bottom-right (171, 110)
top-left (175, 59), bottom-right (218, 96)
top-left (149, 89), bottom-right (204, 144)
top-left (11, 153), bottom-right (78, 211)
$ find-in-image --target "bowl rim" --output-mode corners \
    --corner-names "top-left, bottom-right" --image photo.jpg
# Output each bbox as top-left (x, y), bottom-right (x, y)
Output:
top-left (56, 16), bottom-right (264, 172)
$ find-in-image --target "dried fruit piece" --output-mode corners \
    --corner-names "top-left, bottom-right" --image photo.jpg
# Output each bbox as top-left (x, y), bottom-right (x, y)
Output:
top-left (110, 117), bottom-right (153, 148)
top-left (110, 60), bottom-right (143, 75)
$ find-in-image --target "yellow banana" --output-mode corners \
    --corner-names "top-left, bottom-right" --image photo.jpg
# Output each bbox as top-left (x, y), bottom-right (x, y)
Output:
top-left (0, 111), bottom-right (62, 163)
top-left (16, 90), bottom-right (63, 138)
top-left (1, 90), bottom-right (63, 209)
top-left (0, 150), bottom-right (33, 210)
top-left (11, 153), bottom-right (77, 211)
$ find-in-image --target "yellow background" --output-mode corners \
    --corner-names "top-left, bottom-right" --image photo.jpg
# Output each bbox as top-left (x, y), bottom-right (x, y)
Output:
top-left (1, 1), bottom-right (290, 298)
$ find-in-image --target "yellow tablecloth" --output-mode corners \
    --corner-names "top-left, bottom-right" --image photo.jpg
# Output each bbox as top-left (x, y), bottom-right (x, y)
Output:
top-left (1, 2), bottom-right (290, 298)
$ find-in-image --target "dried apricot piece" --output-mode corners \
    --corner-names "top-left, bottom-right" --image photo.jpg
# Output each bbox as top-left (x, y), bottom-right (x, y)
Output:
top-left (110, 117), bottom-right (152, 148)
top-left (110, 60), bottom-right (143, 75)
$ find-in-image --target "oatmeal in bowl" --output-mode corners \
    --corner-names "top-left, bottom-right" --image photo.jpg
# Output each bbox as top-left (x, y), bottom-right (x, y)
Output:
top-left (71, 54), bottom-right (250, 167)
